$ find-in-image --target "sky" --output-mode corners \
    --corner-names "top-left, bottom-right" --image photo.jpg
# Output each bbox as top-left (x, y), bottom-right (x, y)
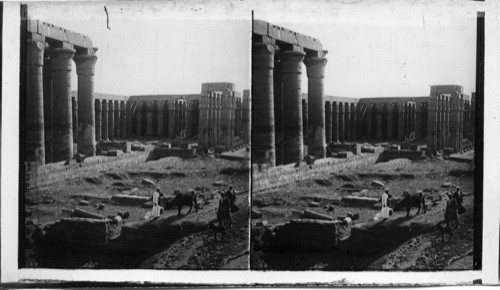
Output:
top-left (27, 2), bottom-right (251, 96)
top-left (255, 2), bottom-right (477, 98)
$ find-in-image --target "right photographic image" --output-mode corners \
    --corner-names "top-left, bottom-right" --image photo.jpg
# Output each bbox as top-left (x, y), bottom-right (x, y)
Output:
top-left (250, 9), bottom-right (482, 270)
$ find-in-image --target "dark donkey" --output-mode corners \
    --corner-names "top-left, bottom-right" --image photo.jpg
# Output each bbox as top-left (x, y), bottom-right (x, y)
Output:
top-left (394, 190), bottom-right (428, 217)
top-left (163, 190), bottom-right (199, 216)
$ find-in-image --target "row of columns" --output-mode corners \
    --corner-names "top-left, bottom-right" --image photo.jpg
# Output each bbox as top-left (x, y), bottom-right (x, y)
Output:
top-left (252, 42), bottom-right (328, 167)
top-left (322, 101), bottom-right (427, 144)
top-left (198, 91), bottom-right (237, 150)
top-left (26, 36), bottom-right (97, 165)
top-left (427, 94), bottom-right (468, 152)
top-left (94, 99), bottom-right (127, 141)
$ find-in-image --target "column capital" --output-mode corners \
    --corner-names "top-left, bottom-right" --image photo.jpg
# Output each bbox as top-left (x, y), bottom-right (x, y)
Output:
top-left (253, 43), bottom-right (275, 69)
top-left (49, 48), bottom-right (75, 71)
top-left (27, 39), bottom-right (45, 66)
top-left (304, 57), bottom-right (327, 78)
top-left (280, 50), bottom-right (306, 63)
top-left (74, 54), bottom-right (98, 76)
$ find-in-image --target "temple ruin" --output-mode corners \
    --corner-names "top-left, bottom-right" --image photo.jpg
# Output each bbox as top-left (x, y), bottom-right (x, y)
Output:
top-left (24, 20), bottom-right (250, 166)
top-left (252, 20), bottom-right (475, 168)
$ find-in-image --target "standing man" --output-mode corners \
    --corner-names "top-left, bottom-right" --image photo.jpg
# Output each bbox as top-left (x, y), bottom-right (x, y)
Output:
top-left (152, 187), bottom-right (162, 218)
top-left (453, 186), bottom-right (464, 214)
top-left (226, 185), bottom-right (238, 213)
top-left (381, 188), bottom-right (391, 219)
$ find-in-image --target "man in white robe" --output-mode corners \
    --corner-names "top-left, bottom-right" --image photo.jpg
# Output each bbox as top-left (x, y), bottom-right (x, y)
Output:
top-left (152, 187), bottom-right (162, 218)
top-left (381, 188), bottom-right (390, 219)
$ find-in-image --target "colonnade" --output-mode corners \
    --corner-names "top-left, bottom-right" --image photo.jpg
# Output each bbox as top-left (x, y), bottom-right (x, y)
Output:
top-left (26, 36), bottom-right (97, 165)
top-left (253, 42), bottom-right (328, 167)
top-left (198, 91), bottom-right (238, 150)
top-left (427, 93), bottom-right (469, 152)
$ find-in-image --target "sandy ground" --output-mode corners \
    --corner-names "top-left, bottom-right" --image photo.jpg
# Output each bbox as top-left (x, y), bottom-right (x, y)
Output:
top-left (251, 157), bottom-right (475, 270)
top-left (24, 150), bottom-right (250, 269)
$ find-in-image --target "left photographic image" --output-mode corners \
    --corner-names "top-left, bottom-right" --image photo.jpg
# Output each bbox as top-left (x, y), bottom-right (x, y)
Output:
top-left (21, 2), bottom-right (251, 269)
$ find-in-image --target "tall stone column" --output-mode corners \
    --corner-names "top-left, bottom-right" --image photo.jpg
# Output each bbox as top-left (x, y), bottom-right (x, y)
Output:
top-left (252, 43), bottom-right (276, 166)
top-left (325, 102), bottom-right (332, 144)
top-left (304, 56), bottom-right (327, 158)
top-left (157, 101), bottom-right (165, 137)
top-left (427, 96), bottom-right (437, 152)
top-left (126, 101), bottom-right (133, 138)
top-left (412, 103), bottom-right (417, 140)
top-left (274, 59), bottom-right (284, 165)
top-left (50, 48), bottom-right (75, 162)
top-left (74, 54), bottom-right (97, 156)
top-left (351, 103), bottom-right (357, 141)
top-left (26, 39), bottom-right (46, 165)
top-left (95, 99), bottom-right (102, 141)
top-left (415, 103), bottom-right (421, 140)
top-left (282, 50), bottom-right (305, 163)
top-left (345, 103), bottom-right (351, 141)
top-left (120, 101), bottom-right (126, 139)
top-left (338, 102), bottom-right (345, 142)
top-left (366, 103), bottom-right (372, 140)
top-left (72, 97), bottom-right (78, 147)
top-left (458, 95), bottom-right (464, 151)
top-left (136, 101), bottom-right (143, 138)
top-left (114, 101), bottom-right (121, 138)
top-left (43, 57), bottom-right (53, 163)
top-left (387, 103), bottom-right (393, 139)
top-left (436, 96), bottom-right (442, 149)
top-left (102, 100), bottom-right (108, 140)
top-left (376, 104), bottom-right (383, 139)
top-left (397, 103), bottom-right (404, 141)
top-left (168, 100), bottom-right (176, 139)
top-left (107, 100), bottom-right (114, 139)
top-left (332, 102), bottom-right (339, 142)
top-left (146, 102), bottom-right (153, 137)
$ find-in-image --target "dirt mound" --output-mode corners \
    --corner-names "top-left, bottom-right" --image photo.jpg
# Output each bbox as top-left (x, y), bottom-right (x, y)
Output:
top-left (373, 158), bottom-right (413, 170)
top-left (334, 174), bottom-right (358, 182)
top-left (448, 169), bottom-right (474, 177)
top-left (105, 172), bottom-right (130, 180)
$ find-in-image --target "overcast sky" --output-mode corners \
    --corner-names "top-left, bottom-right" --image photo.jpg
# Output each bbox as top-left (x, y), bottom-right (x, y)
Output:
top-left (27, 2), bottom-right (251, 96)
top-left (255, 2), bottom-right (477, 98)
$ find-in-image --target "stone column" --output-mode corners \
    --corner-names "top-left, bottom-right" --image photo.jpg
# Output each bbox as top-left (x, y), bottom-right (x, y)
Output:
top-left (282, 50), bottom-right (305, 163)
top-left (325, 102), bottom-right (332, 144)
top-left (95, 99), bottom-right (102, 141)
top-left (351, 103), bottom-right (357, 141)
top-left (397, 103), bottom-right (404, 141)
top-left (74, 54), bottom-right (97, 156)
top-left (102, 100), bottom-right (108, 140)
top-left (157, 101), bottom-right (165, 137)
top-left (168, 100), bottom-right (175, 139)
top-left (304, 56), bottom-right (327, 158)
top-left (458, 95), bottom-right (464, 151)
top-left (50, 48), bottom-right (75, 162)
top-left (427, 96), bottom-right (437, 152)
top-left (126, 101), bottom-right (133, 138)
top-left (43, 57), bottom-right (53, 163)
top-left (412, 103), bottom-right (417, 140)
top-left (26, 39), bottom-right (46, 165)
top-left (274, 59), bottom-right (284, 165)
top-left (332, 102), bottom-right (339, 142)
top-left (345, 103), bottom-right (351, 141)
top-left (108, 100), bottom-right (115, 139)
top-left (72, 97), bottom-right (78, 147)
top-left (114, 100), bottom-right (121, 138)
top-left (387, 103), bottom-right (394, 139)
top-left (120, 101), bottom-right (126, 139)
top-left (338, 102), bottom-right (345, 142)
top-left (252, 43), bottom-right (276, 166)
top-left (146, 102), bottom-right (153, 137)
top-left (136, 101), bottom-right (143, 138)
top-left (375, 104), bottom-right (382, 139)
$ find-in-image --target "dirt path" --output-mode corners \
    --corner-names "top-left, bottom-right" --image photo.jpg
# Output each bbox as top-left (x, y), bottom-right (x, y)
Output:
top-left (139, 192), bottom-right (249, 269)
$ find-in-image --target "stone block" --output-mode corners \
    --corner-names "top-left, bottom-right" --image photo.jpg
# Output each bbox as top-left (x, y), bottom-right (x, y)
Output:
top-left (107, 150), bottom-right (123, 157)
top-left (341, 195), bottom-right (380, 207)
top-left (112, 194), bottom-right (150, 205)
top-left (336, 151), bottom-right (353, 158)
